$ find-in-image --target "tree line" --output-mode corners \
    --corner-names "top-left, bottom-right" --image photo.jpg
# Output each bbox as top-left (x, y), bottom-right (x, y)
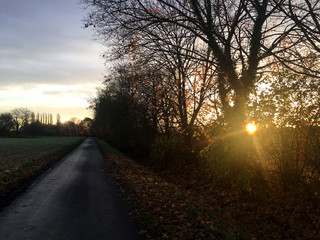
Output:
top-left (84, 0), bottom-right (320, 190)
top-left (0, 107), bottom-right (93, 137)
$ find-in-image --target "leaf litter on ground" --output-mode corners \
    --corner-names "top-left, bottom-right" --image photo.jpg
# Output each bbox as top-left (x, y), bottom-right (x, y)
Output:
top-left (104, 153), bottom-right (255, 240)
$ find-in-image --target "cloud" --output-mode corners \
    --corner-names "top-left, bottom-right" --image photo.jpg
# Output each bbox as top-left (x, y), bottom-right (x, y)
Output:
top-left (0, 0), bottom-right (106, 86)
top-left (41, 90), bottom-right (64, 96)
top-left (41, 84), bottom-right (98, 97)
top-left (0, 0), bottom-right (107, 120)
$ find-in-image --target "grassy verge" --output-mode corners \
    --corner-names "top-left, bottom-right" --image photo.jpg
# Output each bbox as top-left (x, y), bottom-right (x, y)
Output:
top-left (0, 137), bottom-right (84, 205)
top-left (95, 138), bottom-right (123, 155)
top-left (96, 139), bottom-right (249, 240)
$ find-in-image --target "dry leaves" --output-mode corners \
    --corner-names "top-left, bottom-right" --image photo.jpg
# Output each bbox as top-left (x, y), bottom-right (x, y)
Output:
top-left (105, 154), bottom-right (251, 240)
top-left (105, 153), bottom-right (320, 240)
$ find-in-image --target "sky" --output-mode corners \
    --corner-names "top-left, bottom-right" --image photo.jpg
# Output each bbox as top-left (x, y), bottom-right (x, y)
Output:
top-left (0, 0), bottom-right (106, 122)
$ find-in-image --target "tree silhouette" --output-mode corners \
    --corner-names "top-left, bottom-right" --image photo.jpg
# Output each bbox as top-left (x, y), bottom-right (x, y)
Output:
top-left (0, 113), bottom-right (15, 136)
top-left (11, 108), bottom-right (33, 135)
top-left (83, 0), bottom-right (313, 132)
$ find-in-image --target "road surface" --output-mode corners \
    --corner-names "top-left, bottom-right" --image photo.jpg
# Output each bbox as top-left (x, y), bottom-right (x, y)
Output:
top-left (0, 138), bottom-right (142, 240)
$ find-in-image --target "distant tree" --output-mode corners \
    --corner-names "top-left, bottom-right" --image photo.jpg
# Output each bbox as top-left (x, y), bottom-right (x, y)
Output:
top-left (56, 114), bottom-right (61, 125)
top-left (90, 70), bottom-right (154, 156)
top-left (59, 118), bottom-right (81, 136)
top-left (11, 108), bottom-right (33, 135)
top-left (79, 117), bottom-right (93, 136)
top-left (49, 114), bottom-right (53, 125)
top-left (23, 121), bottom-right (44, 137)
top-left (31, 112), bottom-right (35, 123)
top-left (56, 114), bottom-right (62, 135)
top-left (0, 113), bottom-right (15, 136)
top-left (44, 113), bottom-right (47, 125)
top-left (39, 113), bottom-right (42, 124)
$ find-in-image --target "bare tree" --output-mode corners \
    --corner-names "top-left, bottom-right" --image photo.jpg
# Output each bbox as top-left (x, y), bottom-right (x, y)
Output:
top-left (0, 113), bottom-right (15, 136)
top-left (83, 0), bottom-right (308, 132)
top-left (49, 114), bottom-right (53, 125)
top-left (56, 114), bottom-right (61, 125)
top-left (285, 0), bottom-right (320, 52)
top-left (139, 24), bottom-right (217, 141)
top-left (11, 108), bottom-right (33, 135)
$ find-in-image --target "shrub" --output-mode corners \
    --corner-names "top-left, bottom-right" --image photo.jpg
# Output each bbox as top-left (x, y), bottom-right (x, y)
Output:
top-left (150, 134), bottom-right (185, 170)
top-left (199, 124), bottom-right (259, 191)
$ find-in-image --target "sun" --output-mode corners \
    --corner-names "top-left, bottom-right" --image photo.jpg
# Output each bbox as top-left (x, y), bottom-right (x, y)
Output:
top-left (246, 122), bottom-right (257, 134)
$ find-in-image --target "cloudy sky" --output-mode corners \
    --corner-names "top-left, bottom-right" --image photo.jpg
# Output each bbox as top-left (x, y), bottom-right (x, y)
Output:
top-left (0, 0), bottom-right (106, 122)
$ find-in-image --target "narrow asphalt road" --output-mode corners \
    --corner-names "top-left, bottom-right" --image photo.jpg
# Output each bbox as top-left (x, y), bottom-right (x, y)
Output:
top-left (0, 138), bottom-right (142, 240)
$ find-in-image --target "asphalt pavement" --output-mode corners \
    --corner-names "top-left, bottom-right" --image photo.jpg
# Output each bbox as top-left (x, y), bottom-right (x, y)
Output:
top-left (0, 138), bottom-right (142, 240)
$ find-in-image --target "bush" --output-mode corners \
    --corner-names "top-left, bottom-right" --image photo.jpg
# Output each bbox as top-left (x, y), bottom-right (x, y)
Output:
top-left (305, 126), bottom-right (320, 176)
top-left (201, 140), bottom-right (257, 191)
top-left (150, 134), bottom-right (186, 170)
top-left (199, 122), bottom-right (265, 191)
top-left (262, 126), bottom-right (305, 188)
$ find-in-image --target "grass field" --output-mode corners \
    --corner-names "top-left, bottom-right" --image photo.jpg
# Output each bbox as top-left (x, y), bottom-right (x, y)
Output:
top-left (0, 137), bottom-right (84, 198)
